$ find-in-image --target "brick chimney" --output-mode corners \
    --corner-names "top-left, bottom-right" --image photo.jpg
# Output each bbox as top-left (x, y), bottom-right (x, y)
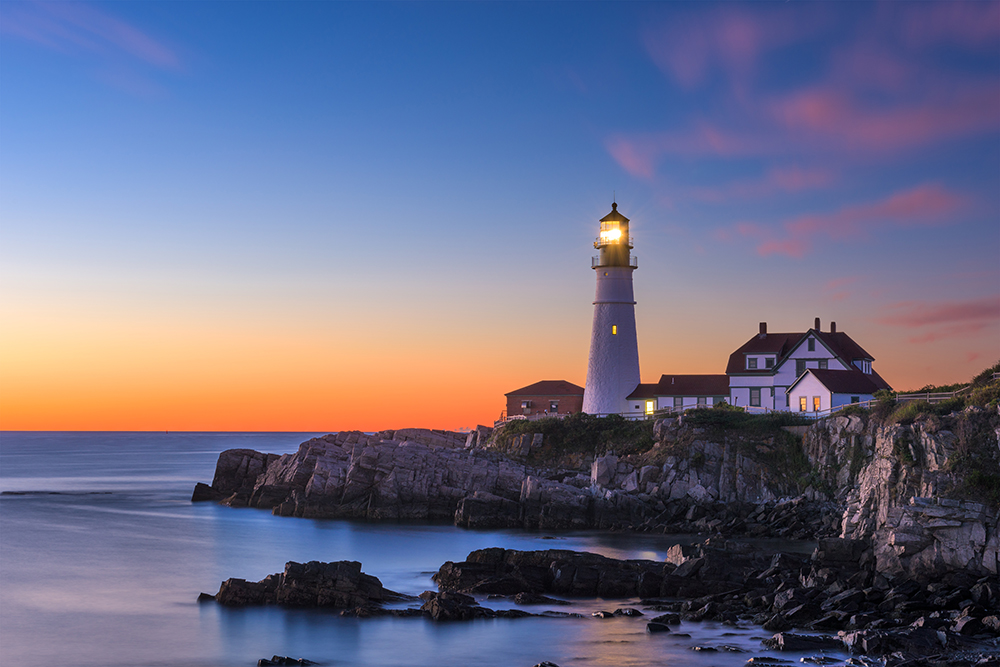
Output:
top-left (759, 322), bottom-right (767, 338)
top-left (831, 321), bottom-right (837, 333)
top-left (814, 317), bottom-right (821, 331)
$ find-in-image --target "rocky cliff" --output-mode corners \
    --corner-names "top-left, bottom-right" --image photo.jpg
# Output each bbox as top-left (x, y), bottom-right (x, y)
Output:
top-left (801, 408), bottom-right (1000, 581)
top-left (195, 405), bottom-right (1000, 580)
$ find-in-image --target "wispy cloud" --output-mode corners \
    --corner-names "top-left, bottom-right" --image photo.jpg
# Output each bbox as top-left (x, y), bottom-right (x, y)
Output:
top-left (877, 295), bottom-right (1000, 344)
top-left (0, 2), bottom-right (179, 70)
top-left (692, 165), bottom-right (835, 202)
top-left (878, 296), bottom-right (1000, 328)
top-left (715, 183), bottom-right (965, 259)
top-left (770, 83), bottom-right (1000, 154)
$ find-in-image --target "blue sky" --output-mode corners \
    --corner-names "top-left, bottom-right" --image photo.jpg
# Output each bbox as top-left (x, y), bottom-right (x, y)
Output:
top-left (1, 1), bottom-right (998, 429)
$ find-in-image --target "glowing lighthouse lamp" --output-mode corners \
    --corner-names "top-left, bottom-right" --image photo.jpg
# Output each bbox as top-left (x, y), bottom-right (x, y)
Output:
top-left (582, 202), bottom-right (641, 416)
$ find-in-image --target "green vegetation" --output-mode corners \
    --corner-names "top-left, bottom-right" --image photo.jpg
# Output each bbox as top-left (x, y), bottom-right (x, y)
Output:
top-left (682, 407), bottom-right (811, 432)
top-left (964, 470), bottom-right (1000, 507)
top-left (876, 361), bottom-right (1000, 424)
top-left (494, 412), bottom-right (655, 462)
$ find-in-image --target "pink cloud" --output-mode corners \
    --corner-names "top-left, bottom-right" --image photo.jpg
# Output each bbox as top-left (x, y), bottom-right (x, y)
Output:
top-left (714, 183), bottom-right (966, 259)
top-left (771, 84), bottom-right (1000, 153)
top-left (907, 323), bottom-right (990, 344)
top-left (693, 165), bottom-right (835, 202)
top-left (642, 8), bottom-right (810, 90)
top-left (784, 183), bottom-right (962, 241)
top-left (878, 296), bottom-right (1000, 328)
top-left (757, 238), bottom-right (808, 259)
top-left (901, 1), bottom-right (1000, 48)
top-left (0, 2), bottom-right (179, 70)
top-left (605, 123), bottom-right (772, 177)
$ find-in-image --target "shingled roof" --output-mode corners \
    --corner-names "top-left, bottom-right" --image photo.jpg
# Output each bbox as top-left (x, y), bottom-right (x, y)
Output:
top-left (789, 368), bottom-right (891, 394)
top-left (726, 328), bottom-right (875, 375)
top-left (627, 374), bottom-right (730, 399)
top-left (505, 380), bottom-right (584, 397)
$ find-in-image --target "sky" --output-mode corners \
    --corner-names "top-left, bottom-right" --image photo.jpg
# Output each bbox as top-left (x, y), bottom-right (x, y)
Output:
top-left (1, 1), bottom-right (998, 432)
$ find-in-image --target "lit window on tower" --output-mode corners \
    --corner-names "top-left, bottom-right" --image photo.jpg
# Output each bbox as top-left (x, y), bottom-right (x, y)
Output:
top-left (599, 220), bottom-right (622, 243)
top-left (612, 325), bottom-right (617, 335)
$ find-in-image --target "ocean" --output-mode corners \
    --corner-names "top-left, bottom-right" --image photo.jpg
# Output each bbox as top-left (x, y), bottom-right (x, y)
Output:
top-left (0, 432), bottom-right (847, 667)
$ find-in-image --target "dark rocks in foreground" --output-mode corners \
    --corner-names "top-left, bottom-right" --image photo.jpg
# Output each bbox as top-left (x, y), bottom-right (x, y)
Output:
top-left (208, 542), bottom-right (1000, 663)
top-left (213, 560), bottom-right (411, 608)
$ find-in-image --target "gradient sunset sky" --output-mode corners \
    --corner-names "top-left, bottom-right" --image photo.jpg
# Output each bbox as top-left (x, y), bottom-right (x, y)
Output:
top-left (1, 1), bottom-right (998, 431)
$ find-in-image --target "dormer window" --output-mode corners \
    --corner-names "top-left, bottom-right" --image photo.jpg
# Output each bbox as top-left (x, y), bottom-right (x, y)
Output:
top-left (765, 358), bottom-right (774, 369)
top-left (747, 358), bottom-right (758, 370)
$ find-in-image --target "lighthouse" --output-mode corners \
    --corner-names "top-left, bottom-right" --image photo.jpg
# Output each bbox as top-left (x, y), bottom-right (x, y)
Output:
top-left (582, 202), bottom-right (640, 415)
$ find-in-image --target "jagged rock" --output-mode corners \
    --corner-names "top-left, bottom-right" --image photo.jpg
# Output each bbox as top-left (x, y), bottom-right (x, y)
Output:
top-left (761, 632), bottom-right (843, 651)
top-left (213, 560), bottom-right (409, 608)
top-left (434, 548), bottom-right (674, 598)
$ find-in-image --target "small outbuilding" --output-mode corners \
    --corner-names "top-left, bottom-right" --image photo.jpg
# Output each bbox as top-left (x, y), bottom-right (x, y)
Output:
top-left (505, 380), bottom-right (584, 419)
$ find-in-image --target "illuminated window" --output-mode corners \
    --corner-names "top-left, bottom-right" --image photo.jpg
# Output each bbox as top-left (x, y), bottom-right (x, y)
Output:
top-left (645, 400), bottom-right (654, 415)
top-left (813, 396), bottom-right (821, 411)
top-left (599, 221), bottom-right (622, 243)
top-left (612, 325), bottom-right (617, 335)
top-left (799, 396), bottom-right (807, 412)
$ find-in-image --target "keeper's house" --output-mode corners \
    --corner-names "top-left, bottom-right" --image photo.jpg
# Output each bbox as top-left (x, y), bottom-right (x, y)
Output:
top-left (727, 318), bottom-right (890, 411)
top-left (505, 380), bottom-right (584, 420)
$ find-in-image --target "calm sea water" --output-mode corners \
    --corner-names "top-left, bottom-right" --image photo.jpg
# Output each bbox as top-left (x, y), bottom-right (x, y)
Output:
top-left (0, 432), bottom-right (848, 667)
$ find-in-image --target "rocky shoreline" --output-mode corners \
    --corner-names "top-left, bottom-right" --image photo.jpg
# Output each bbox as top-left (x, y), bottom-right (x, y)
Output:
top-left (193, 407), bottom-right (1000, 665)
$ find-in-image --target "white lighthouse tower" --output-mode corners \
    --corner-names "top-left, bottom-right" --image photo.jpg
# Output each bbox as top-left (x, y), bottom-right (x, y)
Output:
top-left (582, 202), bottom-right (640, 415)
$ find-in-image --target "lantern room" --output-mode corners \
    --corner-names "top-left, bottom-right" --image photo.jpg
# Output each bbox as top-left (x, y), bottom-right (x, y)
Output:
top-left (593, 202), bottom-right (636, 269)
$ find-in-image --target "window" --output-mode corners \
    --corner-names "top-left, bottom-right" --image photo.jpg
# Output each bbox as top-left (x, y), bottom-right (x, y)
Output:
top-left (799, 396), bottom-right (807, 412)
top-left (765, 357), bottom-right (774, 369)
top-left (813, 396), bottom-right (821, 412)
top-left (673, 396), bottom-right (683, 408)
top-left (747, 358), bottom-right (758, 370)
top-left (819, 359), bottom-right (828, 370)
top-left (784, 390), bottom-right (790, 407)
top-left (808, 338), bottom-right (815, 352)
top-left (796, 359), bottom-right (806, 376)
top-left (645, 400), bottom-right (654, 415)
top-left (697, 396), bottom-right (707, 406)
top-left (612, 325), bottom-right (617, 335)
top-left (549, 401), bottom-right (558, 412)
top-left (851, 396), bottom-right (860, 404)
top-left (750, 388), bottom-right (761, 407)
top-left (521, 400), bottom-right (531, 409)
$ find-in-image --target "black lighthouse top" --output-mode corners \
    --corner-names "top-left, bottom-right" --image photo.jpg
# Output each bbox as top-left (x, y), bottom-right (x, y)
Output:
top-left (593, 202), bottom-right (635, 269)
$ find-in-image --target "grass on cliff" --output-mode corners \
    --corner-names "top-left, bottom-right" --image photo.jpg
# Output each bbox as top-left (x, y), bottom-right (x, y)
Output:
top-left (494, 412), bottom-right (656, 461)
top-left (871, 361), bottom-right (1000, 424)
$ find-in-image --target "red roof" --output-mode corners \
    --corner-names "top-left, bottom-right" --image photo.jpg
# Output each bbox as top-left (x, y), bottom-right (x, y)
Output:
top-left (726, 328), bottom-right (875, 375)
top-left (790, 368), bottom-right (891, 394)
top-left (628, 374), bottom-right (730, 399)
top-left (626, 383), bottom-right (659, 400)
top-left (506, 380), bottom-right (584, 397)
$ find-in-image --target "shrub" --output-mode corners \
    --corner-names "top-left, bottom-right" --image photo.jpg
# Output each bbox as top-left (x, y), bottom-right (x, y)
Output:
top-left (493, 412), bottom-right (655, 459)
